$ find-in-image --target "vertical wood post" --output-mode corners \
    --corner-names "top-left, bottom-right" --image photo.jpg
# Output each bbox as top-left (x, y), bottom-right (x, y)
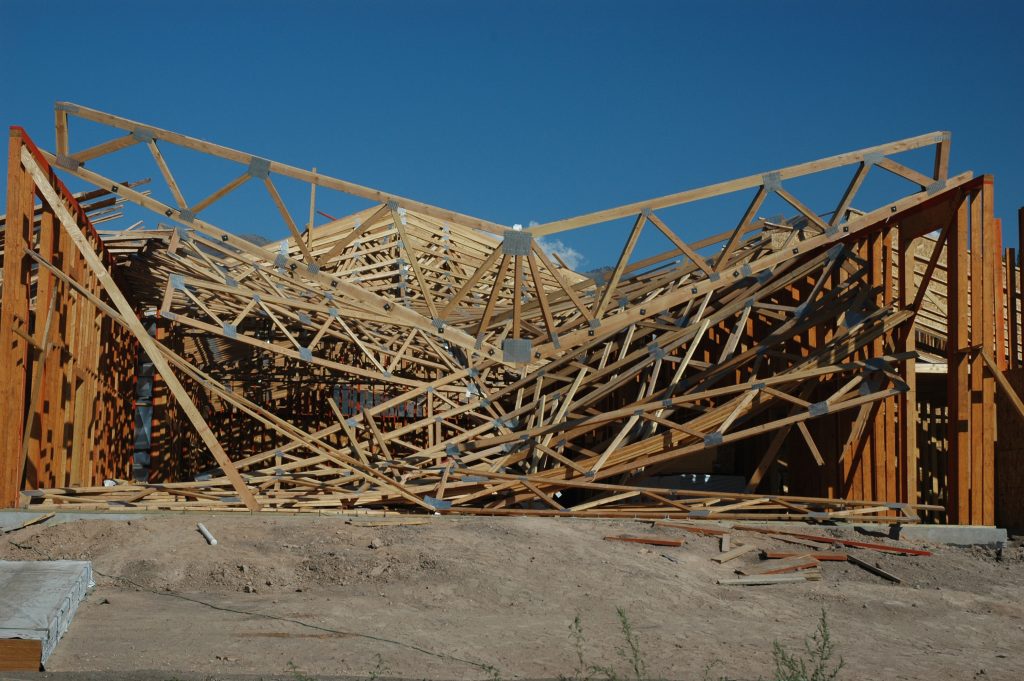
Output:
top-left (948, 193), bottom-right (971, 524)
top-left (1008, 247), bottom-right (1018, 370)
top-left (981, 179), bottom-right (996, 524)
top-left (0, 130), bottom-right (34, 506)
top-left (899, 230), bottom-right (920, 506)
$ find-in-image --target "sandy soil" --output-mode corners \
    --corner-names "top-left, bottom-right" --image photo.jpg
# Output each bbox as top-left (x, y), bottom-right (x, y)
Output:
top-left (1, 514), bottom-right (1022, 681)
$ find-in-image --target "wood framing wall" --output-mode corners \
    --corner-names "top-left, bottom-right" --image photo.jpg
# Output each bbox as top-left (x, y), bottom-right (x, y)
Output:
top-left (945, 179), bottom-right (999, 525)
top-left (0, 128), bottom-right (137, 507)
top-left (990, 209), bottom-right (1024, 529)
top-left (741, 183), bottom-right (1007, 525)
top-left (995, 368), bottom-right (1024, 529)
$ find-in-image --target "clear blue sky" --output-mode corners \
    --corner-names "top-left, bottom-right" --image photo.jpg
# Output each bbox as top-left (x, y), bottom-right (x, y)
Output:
top-left (3, 1), bottom-right (1023, 270)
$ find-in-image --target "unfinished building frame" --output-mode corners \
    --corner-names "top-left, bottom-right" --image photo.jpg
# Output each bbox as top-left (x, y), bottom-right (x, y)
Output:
top-left (1, 103), bottom-right (1020, 525)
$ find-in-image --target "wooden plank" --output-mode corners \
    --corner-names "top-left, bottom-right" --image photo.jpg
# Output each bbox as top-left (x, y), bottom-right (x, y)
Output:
top-left (189, 171), bottom-right (251, 215)
top-left (711, 543), bottom-right (757, 563)
top-left (715, 186), bottom-right (766, 270)
top-left (264, 176), bottom-right (316, 265)
top-left (0, 512), bottom-right (55, 534)
top-left (796, 421), bottom-right (825, 466)
top-left (593, 212), bottom-right (646, 319)
top-left (646, 212), bottom-right (713, 275)
top-left (875, 156), bottom-right (936, 190)
top-left (763, 551), bottom-right (848, 561)
top-left (735, 526), bottom-right (932, 556)
top-left (737, 555), bottom-right (819, 575)
top-left (982, 350), bottom-right (1024, 422)
top-left (604, 535), bottom-right (683, 547)
top-left (69, 133), bottom-right (140, 163)
top-left (146, 140), bottom-right (188, 209)
top-left (717, 572), bottom-right (820, 586)
top-left (847, 554), bottom-right (901, 583)
top-left (830, 162), bottom-right (870, 226)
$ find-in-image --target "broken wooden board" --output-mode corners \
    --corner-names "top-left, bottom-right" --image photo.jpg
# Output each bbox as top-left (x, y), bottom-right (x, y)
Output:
top-left (711, 543), bottom-right (757, 563)
top-left (604, 535), bottom-right (684, 547)
top-left (717, 571), bottom-right (822, 586)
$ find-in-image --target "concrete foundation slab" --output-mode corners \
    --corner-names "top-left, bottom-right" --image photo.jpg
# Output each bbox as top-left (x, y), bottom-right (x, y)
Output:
top-left (893, 524), bottom-right (1008, 547)
top-left (0, 561), bottom-right (93, 670)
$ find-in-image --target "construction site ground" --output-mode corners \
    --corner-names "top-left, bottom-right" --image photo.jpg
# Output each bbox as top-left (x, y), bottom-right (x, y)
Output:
top-left (1, 514), bottom-right (1021, 681)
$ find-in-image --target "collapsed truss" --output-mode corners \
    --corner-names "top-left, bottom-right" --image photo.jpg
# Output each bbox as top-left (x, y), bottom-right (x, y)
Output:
top-left (5, 103), bottom-right (974, 522)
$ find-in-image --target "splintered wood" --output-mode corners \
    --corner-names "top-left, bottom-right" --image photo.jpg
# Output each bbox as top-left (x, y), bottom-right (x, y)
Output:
top-left (1, 104), bottom-right (1007, 523)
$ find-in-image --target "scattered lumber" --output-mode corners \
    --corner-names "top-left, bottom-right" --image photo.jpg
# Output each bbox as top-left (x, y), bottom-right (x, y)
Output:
top-left (734, 526), bottom-right (932, 556)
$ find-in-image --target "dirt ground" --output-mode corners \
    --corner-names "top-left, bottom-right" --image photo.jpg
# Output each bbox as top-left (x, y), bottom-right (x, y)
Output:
top-left (1, 513), bottom-right (1021, 681)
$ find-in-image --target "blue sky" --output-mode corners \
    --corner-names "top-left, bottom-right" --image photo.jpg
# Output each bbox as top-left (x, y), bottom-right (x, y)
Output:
top-left (3, 1), bottom-right (1023, 270)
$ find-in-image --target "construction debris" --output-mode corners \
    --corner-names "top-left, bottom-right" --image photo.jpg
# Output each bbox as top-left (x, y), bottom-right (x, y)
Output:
top-left (734, 526), bottom-right (933, 555)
